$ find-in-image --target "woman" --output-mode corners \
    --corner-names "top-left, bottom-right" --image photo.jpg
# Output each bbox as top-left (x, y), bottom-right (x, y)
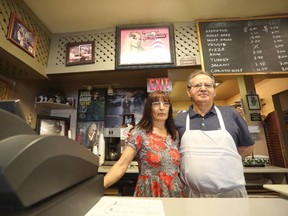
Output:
top-left (121, 32), bottom-right (146, 64)
top-left (104, 90), bottom-right (184, 197)
top-left (86, 123), bottom-right (100, 151)
top-left (125, 32), bottom-right (145, 52)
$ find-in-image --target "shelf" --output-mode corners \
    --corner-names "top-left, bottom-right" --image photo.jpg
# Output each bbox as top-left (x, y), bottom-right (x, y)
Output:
top-left (35, 102), bottom-right (74, 110)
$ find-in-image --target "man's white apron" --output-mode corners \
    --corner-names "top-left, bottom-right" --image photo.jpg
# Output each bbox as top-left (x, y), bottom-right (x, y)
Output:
top-left (179, 106), bottom-right (247, 197)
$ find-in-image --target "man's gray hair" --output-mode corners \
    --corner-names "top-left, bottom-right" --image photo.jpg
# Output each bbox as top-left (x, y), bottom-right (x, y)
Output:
top-left (187, 70), bottom-right (215, 89)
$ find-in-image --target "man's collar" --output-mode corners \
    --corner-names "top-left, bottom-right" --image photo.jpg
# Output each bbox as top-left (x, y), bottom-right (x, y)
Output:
top-left (188, 104), bottom-right (216, 117)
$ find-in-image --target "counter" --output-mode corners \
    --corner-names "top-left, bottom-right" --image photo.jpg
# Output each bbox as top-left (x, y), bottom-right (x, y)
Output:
top-left (85, 196), bottom-right (288, 216)
top-left (99, 165), bottom-right (288, 196)
top-left (244, 166), bottom-right (288, 184)
top-left (99, 165), bottom-right (288, 184)
top-left (98, 165), bottom-right (139, 173)
top-left (263, 184), bottom-right (288, 198)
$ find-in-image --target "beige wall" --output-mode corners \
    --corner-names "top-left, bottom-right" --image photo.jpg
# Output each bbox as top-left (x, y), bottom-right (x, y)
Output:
top-left (225, 77), bottom-right (288, 117)
top-left (256, 78), bottom-right (288, 116)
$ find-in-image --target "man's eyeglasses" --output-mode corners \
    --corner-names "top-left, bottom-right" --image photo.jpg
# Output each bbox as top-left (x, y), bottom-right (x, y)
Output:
top-left (152, 101), bottom-right (170, 108)
top-left (188, 83), bottom-right (215, 90)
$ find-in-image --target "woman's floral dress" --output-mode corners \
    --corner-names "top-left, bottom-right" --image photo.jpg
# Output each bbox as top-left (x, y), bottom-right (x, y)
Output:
top-left (126, 128), bottom-right (184, 197)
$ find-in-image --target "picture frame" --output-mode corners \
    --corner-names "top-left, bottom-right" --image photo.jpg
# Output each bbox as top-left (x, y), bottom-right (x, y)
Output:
top-left (7, 13), bottom-right (38, 57)
top-left (246, 94), bottom-right (261, 110)
top-left (36, 115), bottom-right (70, 136)
top-left (66, 41), bottom-right (95, 66)
top-left (115, 23), bottom-right (176, 69)
top-left (0, 79), bottom-right (9, 100)
top-left (123, 114), bottom-right (135, 126)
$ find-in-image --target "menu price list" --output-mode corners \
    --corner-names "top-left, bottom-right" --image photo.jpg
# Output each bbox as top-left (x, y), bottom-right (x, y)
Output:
top-left (197, 16), bottom-right (288, 74)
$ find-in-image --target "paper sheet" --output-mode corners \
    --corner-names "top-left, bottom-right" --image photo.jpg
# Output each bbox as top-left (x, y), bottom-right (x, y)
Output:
top-left (85, 196), bottom-right (165, 216)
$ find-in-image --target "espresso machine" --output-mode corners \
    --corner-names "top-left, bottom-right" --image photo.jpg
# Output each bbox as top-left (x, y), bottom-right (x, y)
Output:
top-left (103, 128), bottom-right (121, 165)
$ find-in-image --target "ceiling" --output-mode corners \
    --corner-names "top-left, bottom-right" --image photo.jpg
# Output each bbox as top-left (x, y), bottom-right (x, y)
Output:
top-left (21, 0), bottom-right (288, 102)
top-left (23, 0), bottom-right (288, 34)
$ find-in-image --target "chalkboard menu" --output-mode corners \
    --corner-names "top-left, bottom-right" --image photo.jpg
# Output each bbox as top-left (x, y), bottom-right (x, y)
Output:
top-left (197, 16), bottom-right (288, 74)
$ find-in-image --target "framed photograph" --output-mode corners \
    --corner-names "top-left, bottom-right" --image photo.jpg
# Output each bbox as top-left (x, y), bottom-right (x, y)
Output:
top-left (246, 94), bottom-right (261, 110)
top-left (36, 115), bottom-right (70, 136)
top-left (7, 13), bottom-right (38, 57)
top-left (66, 41), bottom-right (95, 66)
top-left (123, 114), bottom-right (135, 126)
top-left (115, 23), bottom-right (176, 69)
top-left (0, 79), bottom-right (9, 100)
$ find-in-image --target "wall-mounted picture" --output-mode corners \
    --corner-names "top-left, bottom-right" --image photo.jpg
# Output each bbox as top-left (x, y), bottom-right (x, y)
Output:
top-left (0, 79), bottom-right (9, 100)
top-left (246, 94), bottom-right (261, 110)
top-left (106, 88), bottom-right (146, 128)
top-left (77, 89), bottom-right (106, 121)
top-left (36, 115), bottom-right (69, 136)
top-left (115, 23), bottom-right (176, 69)
top-left (123, 114), bottom-right (135, 126)
top-left (66, 41), bottom-right (95, 66)
top-left (75, 121), bottom-right (104, 151)
top-left (7, 13), bottom-right (38, 57)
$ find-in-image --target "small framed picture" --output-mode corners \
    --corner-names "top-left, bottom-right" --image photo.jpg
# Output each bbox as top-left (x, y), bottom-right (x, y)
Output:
top-left (123, 114), bottom-right (135, 126)
top-left (115, 23), bottom-right (176, 69)
top-left (7, 13), bottom-right (38, 57)
top-left (36, 115), bottom-right (70, 136)
top-left (246, 94), bottom-right (261, 110)
top-left (66, 41), bottom-right (95, 66)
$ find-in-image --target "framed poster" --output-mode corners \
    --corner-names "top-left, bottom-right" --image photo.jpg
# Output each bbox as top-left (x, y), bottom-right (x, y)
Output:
top-left (75, 121), bottom-right (104, 150)
top-left (66, 41), bottom-right (95, 66)
top-left (7, 13), bottom-right (38, 57)
top-left (246, 94), bottom-right (261, 110)
top-left (106, 88), bottom-right (146, 128)
top-left (115, 23), bottom-right (176, 69)
top-left (36, 115), bottom-right (69, 136)
top-left (77, 89), bottom-right (106, 121)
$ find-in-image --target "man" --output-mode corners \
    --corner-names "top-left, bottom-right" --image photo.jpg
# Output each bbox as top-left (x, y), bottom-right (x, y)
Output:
top-left (174, 70), bottom-right (254, 198)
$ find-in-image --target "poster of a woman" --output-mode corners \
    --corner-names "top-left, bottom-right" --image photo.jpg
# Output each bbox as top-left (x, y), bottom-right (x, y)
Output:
top-left (116, 24), bottom-right (176, 69)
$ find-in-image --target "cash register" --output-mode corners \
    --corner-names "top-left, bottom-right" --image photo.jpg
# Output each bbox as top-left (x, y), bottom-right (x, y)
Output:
top-left (0, 104), bottom-right (104, 216)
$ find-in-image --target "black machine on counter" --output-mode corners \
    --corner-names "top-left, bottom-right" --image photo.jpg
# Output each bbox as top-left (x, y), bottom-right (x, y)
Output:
top-left (103, 128), bottom-right (121, 165)
top-left (103, 127), bottom-right (138, 167)
top-left (0, 105), bottom-right (104, 216)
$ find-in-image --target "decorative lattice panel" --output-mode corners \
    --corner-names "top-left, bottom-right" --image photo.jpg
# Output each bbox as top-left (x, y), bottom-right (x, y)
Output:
top-left (55, 31), bottom-right (116, 66)
top-left (51, 23), bottom-right (200, 69)
top-left (174, 22), bottom-right (200, 65)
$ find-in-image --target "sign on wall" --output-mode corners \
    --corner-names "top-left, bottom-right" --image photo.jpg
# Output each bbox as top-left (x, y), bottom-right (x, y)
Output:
top-left (146, 77), bottom-right (172, 92)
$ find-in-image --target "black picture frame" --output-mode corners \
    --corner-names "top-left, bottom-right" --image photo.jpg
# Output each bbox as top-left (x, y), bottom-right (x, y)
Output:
top-left (7, 13), bottom-right (38, 57)
top-left (66, 41), bottom-right (95, 66)
top-left (36, 115), bottom-right (69, 136)
top-left (115, 23), bottom-right (176, 69)
top-left (123, 114), bottom-right (135, 126)
top-left (246, 94), bottom-right (261, 110)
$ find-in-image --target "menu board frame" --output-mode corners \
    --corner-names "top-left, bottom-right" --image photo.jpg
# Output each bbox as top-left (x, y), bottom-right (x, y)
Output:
top-left (197, 15), bottom-right (288, 75)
